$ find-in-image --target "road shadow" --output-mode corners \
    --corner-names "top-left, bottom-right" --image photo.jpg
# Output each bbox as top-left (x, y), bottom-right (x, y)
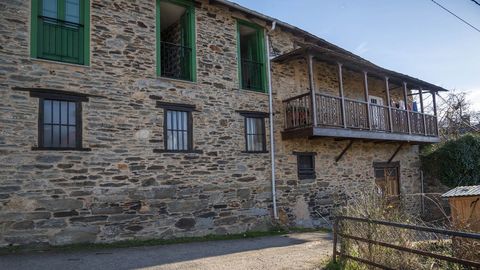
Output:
top-left (0, 232), bottom-right (333, 270)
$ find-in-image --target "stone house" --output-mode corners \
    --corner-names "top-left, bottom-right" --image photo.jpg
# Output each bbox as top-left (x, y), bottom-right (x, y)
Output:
top-left (0, 0), bottom-right (446, 247)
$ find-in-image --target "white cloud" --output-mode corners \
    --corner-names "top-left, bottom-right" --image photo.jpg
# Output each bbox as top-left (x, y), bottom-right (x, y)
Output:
top-left (354, 41), bottom-right (369, 55)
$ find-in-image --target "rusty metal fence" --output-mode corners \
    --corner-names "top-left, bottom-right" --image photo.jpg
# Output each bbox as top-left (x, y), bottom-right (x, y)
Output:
top-left (332, 215), bottom-right (480, 269)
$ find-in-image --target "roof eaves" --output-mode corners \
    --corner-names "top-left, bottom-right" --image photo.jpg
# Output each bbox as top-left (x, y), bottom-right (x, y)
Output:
top-left (209, 0), bottom-right (449, 92)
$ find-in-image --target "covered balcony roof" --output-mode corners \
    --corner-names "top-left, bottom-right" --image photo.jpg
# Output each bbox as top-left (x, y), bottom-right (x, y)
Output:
top-left (272, 45), bottom-right (449, 93)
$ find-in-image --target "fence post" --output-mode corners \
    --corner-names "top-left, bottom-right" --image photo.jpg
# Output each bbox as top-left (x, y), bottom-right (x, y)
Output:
top-left (333, 216), bottom-right (339, 263)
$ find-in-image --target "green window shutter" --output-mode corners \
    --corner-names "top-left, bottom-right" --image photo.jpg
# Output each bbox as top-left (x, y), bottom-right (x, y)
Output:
top-left (156, 0), bottom-right (196, 81)
top-left (237, 20), bottom-right (268, 93)
top-left (32, 0), bottom-right (89, 65)
top-left (180, 12), bottom-right (189, 80)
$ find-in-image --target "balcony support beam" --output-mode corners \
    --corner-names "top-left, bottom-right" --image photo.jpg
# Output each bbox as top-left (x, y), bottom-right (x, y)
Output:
top-left (403, 82), bottom-right (412, 134)
top-left (363, 71), bottom-right (372, 130)
top-left (336, 140), bottom-right (354, 163)
top-left (388, 143), bottom-right (404, 163)
top-left (419, 87), bottom-right (427, 135)
top-left (385, 77), bottom-right (393, 132)
top-left (337, 63), bottom-right (347, 128)
top-left (307, 54), bottom-right (318, 127)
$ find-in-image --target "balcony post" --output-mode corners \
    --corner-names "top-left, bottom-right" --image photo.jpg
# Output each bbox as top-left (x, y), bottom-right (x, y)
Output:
top-left (307, 54), bottom-right (318, 127)
top-left (431, 90), bottom-right (439, 136)
top-left (363, 71), bottom-right (371, 130)
top-left (419, 87), bottom-right (427, 135)
top-left (385, 77), bottom-right (393, 132)
top-left (337, 63), bottom-right (347, 128)
top-left (403, 82), bottom-right (412, 134)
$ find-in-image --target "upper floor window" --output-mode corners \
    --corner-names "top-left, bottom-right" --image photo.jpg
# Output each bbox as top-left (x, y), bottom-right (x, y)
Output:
top-left (31, 0), bottom-right (90, 65)
top-left (157, 0), bottom-right (196, 81)
top-left (237, 20), bottom-right (267, 92)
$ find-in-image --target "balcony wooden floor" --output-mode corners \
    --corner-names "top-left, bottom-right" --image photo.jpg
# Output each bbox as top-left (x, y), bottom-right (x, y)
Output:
top-left (282, 126), bottom-right (440, 143)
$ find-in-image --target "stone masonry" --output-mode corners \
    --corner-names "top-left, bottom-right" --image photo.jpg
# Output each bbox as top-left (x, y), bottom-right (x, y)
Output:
top-left (0, 0), bottom-right (423, 247)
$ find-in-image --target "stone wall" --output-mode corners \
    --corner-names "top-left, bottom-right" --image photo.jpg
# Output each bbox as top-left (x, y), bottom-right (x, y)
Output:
top-left (0, 0), bottom-right (423, 247)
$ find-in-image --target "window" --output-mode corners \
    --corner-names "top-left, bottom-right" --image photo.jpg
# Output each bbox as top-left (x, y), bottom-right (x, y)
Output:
top-left (373, 162), bottom-right (400, 197)
top-left (31, 0), bottom-right (90, 65)
top-left (165, 110), bottom-right (191, 151)
top-left (296, 153), bottom-right (316, 180)
top-left (157, 0), bottom-right (196, 81)
top-left (238, 111), bottom-right (267, 153)
top-left (157, 102), bottom-right (195, 152)
top-left (369, 95), bottom-right (384, 105)
top-left (40, 99), bottom-right (81, 149)
top-left (237, 20), bottom-right (267, 92)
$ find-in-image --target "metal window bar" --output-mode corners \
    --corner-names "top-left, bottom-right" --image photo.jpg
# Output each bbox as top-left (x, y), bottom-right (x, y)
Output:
top-left (245, 117), bottom-right (264, 152)
top-left (160, 41), bottom-right (192, 81)
top-left (166, 110), bottom-right (189, 151)
top-left (38, 16), bottom-right (84, 64)
top-left (241, 59), bottom-right (264, 91)
top-left (43, 99), bottom-right (76, 148)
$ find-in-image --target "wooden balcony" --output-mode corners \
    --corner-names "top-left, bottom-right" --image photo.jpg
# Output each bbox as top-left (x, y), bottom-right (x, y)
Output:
top-left (282, 92), bottom-right (439, 143)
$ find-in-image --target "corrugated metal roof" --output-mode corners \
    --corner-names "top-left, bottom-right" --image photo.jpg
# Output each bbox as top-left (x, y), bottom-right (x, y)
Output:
top-left (442, 185), bottom-right (480, 198)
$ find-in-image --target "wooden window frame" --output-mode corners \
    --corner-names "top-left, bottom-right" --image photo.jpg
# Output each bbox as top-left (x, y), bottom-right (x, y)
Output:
top-left (238, 111), bottom-right (268, 153)
top-left (156, 0), bottom-right (197, 82)
top-left (236, 19), bottom-right (268, 93)
top-left (30, 0), bottom-right (91, 65)
top-left (29, 90), bottom-right (89, 151)
top-left (373, 161), bottom-right (401, 196)
top-left (156, 101), bottom-right (200, 153)
top-left (294, 152), bottom-right (316, 180)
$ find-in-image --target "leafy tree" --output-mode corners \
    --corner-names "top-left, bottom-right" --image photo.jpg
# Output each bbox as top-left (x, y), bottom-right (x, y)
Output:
top-left (421, 134), bottom-right (480, 187)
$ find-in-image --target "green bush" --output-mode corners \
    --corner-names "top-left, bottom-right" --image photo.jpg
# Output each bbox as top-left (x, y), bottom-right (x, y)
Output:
top-left (421, 134), bottom-right (480, 187)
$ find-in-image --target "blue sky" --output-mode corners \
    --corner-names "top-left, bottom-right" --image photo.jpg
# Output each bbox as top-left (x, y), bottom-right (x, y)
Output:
top-left (232, 0), bottom-right (480, 110)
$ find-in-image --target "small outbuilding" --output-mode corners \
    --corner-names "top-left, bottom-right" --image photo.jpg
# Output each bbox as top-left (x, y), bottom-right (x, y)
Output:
top-left (442, 185), bottom-right (480, 232)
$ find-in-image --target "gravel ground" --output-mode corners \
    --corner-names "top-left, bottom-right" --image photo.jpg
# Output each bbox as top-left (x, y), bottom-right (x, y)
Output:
top-left (0, 232), bottom-right (332, 270)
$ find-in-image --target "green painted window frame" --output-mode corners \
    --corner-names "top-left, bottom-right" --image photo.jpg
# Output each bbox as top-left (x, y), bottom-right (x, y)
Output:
top-left (237, 20), bottom-right (268, 93)
top-left (156, 0), bottom-right (196, 82)
top-left (30, 0), bottom-right (90, 65)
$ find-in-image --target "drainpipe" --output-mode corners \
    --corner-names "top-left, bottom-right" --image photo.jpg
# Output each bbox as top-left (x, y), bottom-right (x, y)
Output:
top-left (266, 21), bottom-right (278, 220)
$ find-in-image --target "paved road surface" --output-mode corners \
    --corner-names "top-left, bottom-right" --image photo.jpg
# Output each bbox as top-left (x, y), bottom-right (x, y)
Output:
top-left (0, 232), bottom-right (332, 270)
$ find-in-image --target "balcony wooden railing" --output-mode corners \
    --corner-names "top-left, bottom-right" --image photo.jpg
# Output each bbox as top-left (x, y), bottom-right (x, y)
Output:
top-left (284, 92), bottom-right (438, 139)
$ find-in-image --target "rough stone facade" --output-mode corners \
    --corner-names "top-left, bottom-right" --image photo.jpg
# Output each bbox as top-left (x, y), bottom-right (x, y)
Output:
top-left (0, 0), bottom-right (423, 247)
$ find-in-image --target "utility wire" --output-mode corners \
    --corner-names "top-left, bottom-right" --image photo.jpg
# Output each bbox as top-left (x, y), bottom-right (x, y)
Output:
top-left (429, 0), bottom-right (480, 33)
top-left (470, 0), bottom-right (480, 7)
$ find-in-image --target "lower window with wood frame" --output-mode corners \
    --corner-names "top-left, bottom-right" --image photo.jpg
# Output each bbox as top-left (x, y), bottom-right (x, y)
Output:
top-left (156, 101), bottom-right (197, 153)
top-left (295, 152), bottom-right (316, 180)
top-left (238, 111), bottom-right (268, 153)
top-left (373, 162), bottom-right (400, 197)
top-left (28, 89), bottom-right (89, 151)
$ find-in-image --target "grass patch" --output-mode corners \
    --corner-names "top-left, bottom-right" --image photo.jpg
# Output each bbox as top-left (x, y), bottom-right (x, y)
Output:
top-left (0, 227), bottom-right (330, 255)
